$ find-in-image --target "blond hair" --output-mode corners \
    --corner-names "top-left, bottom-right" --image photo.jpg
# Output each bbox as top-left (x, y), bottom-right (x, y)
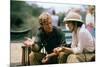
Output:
top-left (39, 12), bottom-right (51, 25)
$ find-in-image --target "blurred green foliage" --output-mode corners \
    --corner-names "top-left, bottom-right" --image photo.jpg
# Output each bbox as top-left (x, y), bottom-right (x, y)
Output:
top-left (11, 1), bottom-right (44, 41)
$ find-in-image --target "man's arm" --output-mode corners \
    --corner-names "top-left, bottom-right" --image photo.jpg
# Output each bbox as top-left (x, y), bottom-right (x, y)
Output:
top-left (33, 31), bottom-right (43, 52)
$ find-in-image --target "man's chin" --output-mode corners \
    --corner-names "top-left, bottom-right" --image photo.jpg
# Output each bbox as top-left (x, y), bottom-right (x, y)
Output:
top-left (48, 29), bottom-right (53, 32)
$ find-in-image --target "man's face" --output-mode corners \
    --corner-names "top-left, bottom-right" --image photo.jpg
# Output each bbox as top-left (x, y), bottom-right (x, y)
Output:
top-left (66, 21), bottom-right (74, 32)
top-left (42, 18), bottom-right (53, 33)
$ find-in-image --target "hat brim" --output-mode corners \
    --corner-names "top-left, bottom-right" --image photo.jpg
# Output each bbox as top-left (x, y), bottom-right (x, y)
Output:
top-left (64, 19), bottom-right (84, 24)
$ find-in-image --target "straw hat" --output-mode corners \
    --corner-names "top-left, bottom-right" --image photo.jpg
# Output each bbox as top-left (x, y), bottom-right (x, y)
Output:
top-left (63, 12), bottom-right (84, 24)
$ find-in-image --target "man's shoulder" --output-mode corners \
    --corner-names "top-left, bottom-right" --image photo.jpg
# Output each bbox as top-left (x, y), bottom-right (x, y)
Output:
top-left (37, 27), bottom-right (44, 35)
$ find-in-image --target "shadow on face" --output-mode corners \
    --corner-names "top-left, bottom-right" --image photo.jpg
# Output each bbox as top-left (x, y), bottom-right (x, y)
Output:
top-left (65, 21), bottom-right (75, 32)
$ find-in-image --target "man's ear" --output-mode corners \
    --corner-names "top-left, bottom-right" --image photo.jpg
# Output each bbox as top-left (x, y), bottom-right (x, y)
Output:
top-left (40, 23), bottom-right (43, 25)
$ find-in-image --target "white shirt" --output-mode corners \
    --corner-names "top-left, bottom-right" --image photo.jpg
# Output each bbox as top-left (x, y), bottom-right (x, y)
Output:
top-left (51, 15), bottom-right (59, 27)
top-left (86, 13), bottom-right (95, 25)
top-left (71, 25), bottom-right (95, 54)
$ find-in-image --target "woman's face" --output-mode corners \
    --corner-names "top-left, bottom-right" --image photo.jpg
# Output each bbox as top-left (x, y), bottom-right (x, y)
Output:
top-left (66, 21), bottom-right (75, 32)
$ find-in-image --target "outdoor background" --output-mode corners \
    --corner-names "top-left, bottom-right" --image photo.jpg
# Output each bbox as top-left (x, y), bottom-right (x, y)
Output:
top-left (10, 0), bottom-right (92, 66)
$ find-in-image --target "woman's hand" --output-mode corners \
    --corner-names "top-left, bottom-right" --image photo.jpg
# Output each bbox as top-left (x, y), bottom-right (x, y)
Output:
top-left (53, 47), bottom-right (73, 54)
top-left (53, 47), bottom-right (64, 54)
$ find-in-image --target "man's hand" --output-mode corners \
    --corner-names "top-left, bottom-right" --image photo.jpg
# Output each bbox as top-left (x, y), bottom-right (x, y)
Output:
top-left (23, 37), bottom-right (34, 47)
top-left (41, 53), bottom-right (57, 64)
top-left (42, 55), bottom-right (50, 64)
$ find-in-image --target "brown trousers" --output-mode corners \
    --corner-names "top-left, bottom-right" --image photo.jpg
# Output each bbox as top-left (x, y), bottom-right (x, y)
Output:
top-left (67, 53), bottom-right (95, 63)
top-left (29, 51), bottom-right (95, 65)
top-left (29, 51), bottom-right (68, 65)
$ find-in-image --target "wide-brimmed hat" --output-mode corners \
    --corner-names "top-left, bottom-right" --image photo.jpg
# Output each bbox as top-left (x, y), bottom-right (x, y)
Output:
top-left (63, 12), bottom-right (84, 24)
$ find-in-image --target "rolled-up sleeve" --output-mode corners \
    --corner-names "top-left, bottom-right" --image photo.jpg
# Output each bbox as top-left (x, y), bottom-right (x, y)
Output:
top-left (33, 31), bottom-right (43, 52)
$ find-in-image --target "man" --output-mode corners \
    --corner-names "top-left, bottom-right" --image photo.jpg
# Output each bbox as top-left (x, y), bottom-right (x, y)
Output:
top-left (24, 12), bottom-right (66, 65)
top-left (51, 10), bottom-right (60, 27)
top-left (54, 12), bottom-right (95, 63)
